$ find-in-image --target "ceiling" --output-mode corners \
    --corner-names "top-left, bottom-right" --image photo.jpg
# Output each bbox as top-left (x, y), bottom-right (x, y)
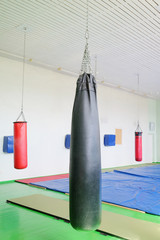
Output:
top-left (1, 0), bottom-right (160, 99)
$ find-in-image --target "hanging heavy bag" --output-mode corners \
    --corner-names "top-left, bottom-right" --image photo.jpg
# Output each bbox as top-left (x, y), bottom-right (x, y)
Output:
top-left (13, 28), bottom-right (28, 170)
top-left (70, 72), bottom-right (101, 231)
top-left (135, 131), bottom-right (142, 162)
top-left (14, 121), bottom-right (28, 169)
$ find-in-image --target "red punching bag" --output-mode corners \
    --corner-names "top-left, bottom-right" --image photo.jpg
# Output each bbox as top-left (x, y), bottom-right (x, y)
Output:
top-left (14, 121), bottom-right (27, 169)
top-left (135, 122), bottom-right (142, 161)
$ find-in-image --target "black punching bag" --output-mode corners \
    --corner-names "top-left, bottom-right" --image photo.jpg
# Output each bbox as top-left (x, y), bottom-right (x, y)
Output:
top-left (70, 72), bottom-right (101, 231)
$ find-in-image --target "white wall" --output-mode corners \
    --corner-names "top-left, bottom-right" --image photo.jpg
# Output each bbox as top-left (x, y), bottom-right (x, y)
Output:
top-left (98, 86), bottom-right (157, 168)
top-left (0, 56), bottom-right (157, 181)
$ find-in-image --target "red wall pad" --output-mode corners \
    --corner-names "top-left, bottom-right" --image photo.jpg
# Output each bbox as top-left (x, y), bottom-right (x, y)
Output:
top-left (135, 132), bottom-right (142, 162)
top-left (14, 121), bottom-right (27, 169)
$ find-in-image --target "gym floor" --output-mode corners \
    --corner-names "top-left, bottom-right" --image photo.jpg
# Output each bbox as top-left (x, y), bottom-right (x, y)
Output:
top-left (1, 163), bottom-right (160, 240)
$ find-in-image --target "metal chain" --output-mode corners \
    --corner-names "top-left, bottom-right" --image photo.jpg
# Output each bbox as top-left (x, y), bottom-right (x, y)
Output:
top-left (21, 29), bottom-right (26, 113)
top-left (136, 121), bottom-right (142, 132)
top-left (137, 73), bottom-right (140, 94)
top-left (136, 73), bottom-right (142, 132)
top-left (85, 0), bottom-right (89, 41)
top-left (80, 0), bottom-right (92, 74)
top-left (16, 110), bottom-right (26, 122)
top-left (95, 55), bottom-right (97, 78)
top-left (16, 28), bottom-right (26, 122)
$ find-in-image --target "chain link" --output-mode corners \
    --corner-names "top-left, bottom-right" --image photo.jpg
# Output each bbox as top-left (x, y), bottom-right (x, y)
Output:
top-left (80, 42), bottom-right (92, 74)
top-left (80, 0), bottom-right (92, 74)
top-left (16, 27), bottom-right (26, 122)
top-left (136, 121), bottom-right (142, 132)
top-left (21, 29), bottom-right (26, 113)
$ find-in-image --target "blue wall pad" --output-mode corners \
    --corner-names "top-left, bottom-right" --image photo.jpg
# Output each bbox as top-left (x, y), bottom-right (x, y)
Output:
top-left (114, 165), bottom-right (160, 179)
top-left (65, 135), bottom-right (71, 149)
top-left (31, 171), bottom-right (160, 215)
top-left (3, 136), bottom-right (14, 153)
top-left (104, 135), bottom-right (115, 146)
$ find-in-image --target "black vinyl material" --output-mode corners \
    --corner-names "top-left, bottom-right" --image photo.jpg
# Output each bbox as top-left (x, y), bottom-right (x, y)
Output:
top-left (69, 73), bottom-right (101, 231)
top-left (135, 132), bottom-right (142, 136)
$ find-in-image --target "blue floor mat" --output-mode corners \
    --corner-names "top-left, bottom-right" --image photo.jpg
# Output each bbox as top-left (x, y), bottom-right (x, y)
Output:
top-left (30, 173), bottom-right (108, 194)
top-left (101, 172), bottom-right (160, 215)
top-left (31, 178), bottom-right (70, 194)
top-left (114, 165), bottom-right (160, 179)
top-left (31, 171), bottom-right (160, 215)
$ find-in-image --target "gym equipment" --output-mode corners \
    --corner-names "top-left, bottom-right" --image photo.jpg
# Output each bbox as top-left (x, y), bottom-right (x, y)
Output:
top-left (115, 165), bottom-right (160, 179)
top-left (104, 135), bottom-right (116, 146)
top-left (15, 173), bottom-right (69, 184)
top-left (3, 136), bottom-right (14, 153)
top-left (69, 0), bottom-right (101, 231)
top-left (30, 171), bottom-right (160, 216)
top-left (135, 122), bottom-right (142, 162)
top-left (14, 121), bottom-right (27, 169)
top-left (13, 27), bottom-right (28, 169)
top-left (31, 178), bottom-right (69, 192)
top-left (135, 74), bottom-right (142, 162)
top-left (7, 194), bottom-right (160, 240)
top-left (65, 135), bottom-right (71, 149)
top-left (70, 72), bottom-right (101, 230)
